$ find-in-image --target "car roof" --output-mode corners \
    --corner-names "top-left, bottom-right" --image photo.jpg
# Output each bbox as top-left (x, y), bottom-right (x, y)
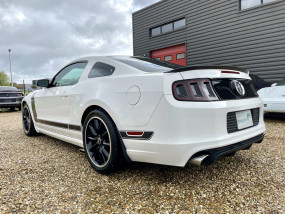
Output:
top-left (68, 55), bottom-right (183, 74)
top-left (0, 86), bottom-right (20, 92)
top-left (73, 55), bottom-right (131, 62)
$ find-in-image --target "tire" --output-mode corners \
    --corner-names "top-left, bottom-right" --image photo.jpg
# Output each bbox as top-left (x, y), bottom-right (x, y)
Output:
top-left (22, 104), bottom-right (38, 136)
top-left (83, 110), bottom-right (122, 174)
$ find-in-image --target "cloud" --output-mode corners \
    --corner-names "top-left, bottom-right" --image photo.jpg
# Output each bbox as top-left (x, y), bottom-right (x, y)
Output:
top-left (0, 0), bottom-right (159, 83)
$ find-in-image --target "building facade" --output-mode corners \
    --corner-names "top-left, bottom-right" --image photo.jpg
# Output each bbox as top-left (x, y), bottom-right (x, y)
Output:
top-left (132, 0), bottom-right (285, 82)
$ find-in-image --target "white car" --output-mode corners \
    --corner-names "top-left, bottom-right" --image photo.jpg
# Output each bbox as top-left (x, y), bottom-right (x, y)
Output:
top-left (258, 79), bottom-right (285, 113)
top-left (22, 56), bottom-right (265, 174)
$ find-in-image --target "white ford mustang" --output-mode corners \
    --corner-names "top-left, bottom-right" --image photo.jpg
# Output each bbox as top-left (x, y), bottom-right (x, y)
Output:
top-left (22, 56), bottom-right (265, 174)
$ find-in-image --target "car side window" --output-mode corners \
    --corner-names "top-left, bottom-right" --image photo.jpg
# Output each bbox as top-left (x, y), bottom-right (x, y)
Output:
top-left (88, 62), bottom-right (115, 78)
top-left (53, 62), bottom-right (87, 87)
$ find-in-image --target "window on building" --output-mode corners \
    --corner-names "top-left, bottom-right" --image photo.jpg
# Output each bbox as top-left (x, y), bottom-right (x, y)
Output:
top-left (164, 55), bottom-right (173, 61)
top-left (263, 0), bottom-right (277, 3)
top-left (150, 18), bottom-right (186, 37)
top-left (155, 57), bottom-right (161, 60)
top-left (174, 19), bottom-right (186, 30)
top-left (240, 0), bottom-right (279, 10)
top-left (151, 27), bottom-right (161, 36)
top-left (176, 53), bottom-right (185, 60)
top-left (240, 0), bottom-right (260, 10)
top-left (162, 23), bottom-right (173, 34)
top-left (88, 62), bottom-right (115, 78)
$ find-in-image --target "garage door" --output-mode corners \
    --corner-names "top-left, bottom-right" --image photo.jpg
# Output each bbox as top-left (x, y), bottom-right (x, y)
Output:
top-left (151, 44), bottom-right (186, 66)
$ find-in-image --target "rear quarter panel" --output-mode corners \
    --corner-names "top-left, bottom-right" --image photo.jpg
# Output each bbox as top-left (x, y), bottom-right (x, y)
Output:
top-left (69, 72), bottom-right (167, 130)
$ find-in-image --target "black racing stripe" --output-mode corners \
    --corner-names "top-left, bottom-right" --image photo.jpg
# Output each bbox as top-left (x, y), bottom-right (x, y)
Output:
top-left (120, 131), bottom-right (154, 140)
top-left (69, 124), bottom-right (81, 131)
top-left (39, 119), bottom-right (68, 129)
top-left (31, 96), bottom-right (38, 122)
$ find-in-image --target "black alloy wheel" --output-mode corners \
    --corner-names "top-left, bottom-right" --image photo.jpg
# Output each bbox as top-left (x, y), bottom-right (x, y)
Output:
top-left (22, 104), bottom-right (38, 136)
top-left (83, 110), bottom-right (122, 174)
top-left (86, 117), bottom-right (111, 167)
top-left (23, 106), bottom-right (31, 133)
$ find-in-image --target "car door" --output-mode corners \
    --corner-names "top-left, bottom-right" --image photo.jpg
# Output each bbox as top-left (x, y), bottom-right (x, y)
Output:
top-left (35, 62), bottom-right (88, 136)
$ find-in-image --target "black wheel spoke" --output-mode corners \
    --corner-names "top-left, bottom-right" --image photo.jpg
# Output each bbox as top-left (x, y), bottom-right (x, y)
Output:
top-left (94, 120), bottom-right (99, 131)
top-left (101, 146), bottom-right (109, 158)
top-left (88, 124), bottom-right (97, 135)
top-left (98, 121), bottom-right (102, 132)
top-left (87, 136), bottom-right (98, 141)
top-left (102, 141), bottom-right (110, 147)
top-left (101, 130), bottom-right (108, 138)
top-left (99, 148), bottom-right (106, 162)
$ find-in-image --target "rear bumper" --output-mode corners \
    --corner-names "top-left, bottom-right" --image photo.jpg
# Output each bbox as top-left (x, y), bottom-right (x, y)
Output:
top-left (123, 95), bottom-right (265, 166)
top-left (0, 97), bottom-right (23, 108)
top-left (0, 102), bottom-right (21, 108)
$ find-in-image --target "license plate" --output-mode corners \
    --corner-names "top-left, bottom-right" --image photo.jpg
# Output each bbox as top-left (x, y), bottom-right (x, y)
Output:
top-left (236, 110), bottom-right (253, 130)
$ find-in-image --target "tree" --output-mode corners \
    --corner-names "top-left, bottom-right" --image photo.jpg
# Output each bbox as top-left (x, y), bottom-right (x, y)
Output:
top-left (0, 71), bottom-right (10, 86)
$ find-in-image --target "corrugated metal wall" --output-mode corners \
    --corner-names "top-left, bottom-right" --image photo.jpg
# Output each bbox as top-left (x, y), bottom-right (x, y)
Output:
top-left (133, 0), bottom-right (285, 82)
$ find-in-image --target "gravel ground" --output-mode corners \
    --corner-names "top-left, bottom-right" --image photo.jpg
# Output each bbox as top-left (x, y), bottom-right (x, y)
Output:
top-left (0, 111), bottom-right (284, 213)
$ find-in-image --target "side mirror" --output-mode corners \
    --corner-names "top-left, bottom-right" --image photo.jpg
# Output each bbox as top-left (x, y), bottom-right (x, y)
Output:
top-left (37, 79), bottom-right (50, 88)
top-left (271, 83), bottom-right (277, 87)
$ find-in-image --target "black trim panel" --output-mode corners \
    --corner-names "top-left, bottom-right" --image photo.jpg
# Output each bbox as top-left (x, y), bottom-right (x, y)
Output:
top-left (31, 96), bottom-right (39, 122)
top-left (120, 131), bottom-right (154, 140)
top-left (191, 133), bottom-right (264, 165)
top-left (39, 119), bottom-right (68, 129)
top-left (38, 119), bottom-right (81, 132)
top-left (69, 124), bottom-right (81, 131)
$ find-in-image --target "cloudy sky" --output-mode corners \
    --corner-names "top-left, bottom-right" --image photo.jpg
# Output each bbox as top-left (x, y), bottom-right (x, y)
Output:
top-left (0, 0), bottom-right (159, 84)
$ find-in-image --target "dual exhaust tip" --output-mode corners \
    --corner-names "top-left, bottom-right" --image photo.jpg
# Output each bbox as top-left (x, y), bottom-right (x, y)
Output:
top-left (189, 154), bottom-right (210, 166)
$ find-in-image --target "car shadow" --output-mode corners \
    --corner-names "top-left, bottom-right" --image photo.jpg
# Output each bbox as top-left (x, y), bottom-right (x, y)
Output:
top-left (34, 132), bottom-right (251, 182)
top-left (19, 126), bottom-right (260, 187)
top-left (264, 112), bottom-right (285, 121)
top-left (112, 153), bottom-right (248, 182)
top-left (0, 108), bottom-right (21, 113)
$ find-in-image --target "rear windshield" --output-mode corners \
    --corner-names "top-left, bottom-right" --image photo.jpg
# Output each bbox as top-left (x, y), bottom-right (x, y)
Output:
top-left (0, 87), bottom-right (19, 92)
top-left (276, 79), bottom-right (285, 86)
top-left (111, 56), bottom-right (184, 72)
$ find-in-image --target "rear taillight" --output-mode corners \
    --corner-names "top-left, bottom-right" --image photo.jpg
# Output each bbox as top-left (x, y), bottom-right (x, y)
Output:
top-left (249, 80), bottom-right (259, 97)
top-left (173, 79), bottom-right (219, 101)
top-left (173, 82), bottom-right (190, 100)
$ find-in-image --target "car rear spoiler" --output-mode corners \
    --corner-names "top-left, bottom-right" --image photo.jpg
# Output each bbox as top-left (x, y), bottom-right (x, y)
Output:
top-left (166, 66), bottom-right (249, 73)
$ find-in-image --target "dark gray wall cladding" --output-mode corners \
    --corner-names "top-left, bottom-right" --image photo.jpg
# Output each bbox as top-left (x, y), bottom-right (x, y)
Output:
top-left (132, 0), bottom-right (285, 82)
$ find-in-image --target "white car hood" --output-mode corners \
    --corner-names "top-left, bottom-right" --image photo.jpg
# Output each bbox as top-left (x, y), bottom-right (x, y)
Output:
top-left (258, 86), bottom-right (285, 98)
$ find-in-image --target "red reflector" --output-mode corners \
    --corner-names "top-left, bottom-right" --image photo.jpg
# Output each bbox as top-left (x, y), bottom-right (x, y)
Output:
top-left (126, 131), bottom-right (144, 136)
top-left (221, 71), bottom-right (240, 74)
